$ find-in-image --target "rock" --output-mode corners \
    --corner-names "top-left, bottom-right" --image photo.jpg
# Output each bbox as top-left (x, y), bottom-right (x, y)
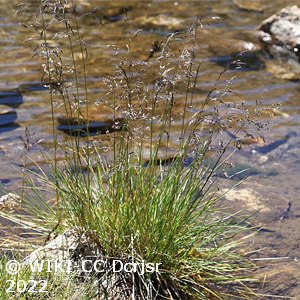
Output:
top-left (66, 1), bottom-right (132, 24)
top-left (22, 229), bottom-right (133, 299)
top-left (57, 104), bottom-right (126, 136)
top-left (265, 60), bottom-right (300, 80)
top-left (135, 15), bottom-right (185, 31)
top-left (208, 38), bottom-right (263, 70)
top-left (222, 187), bottom-right (270, 212)
top-left (57, 116), bottom-right (125, 136)
top-left (23, 229), bottom-right (82, 263)
top-left (209, 38), bottom-right (259, 57)
top-left (0, 193), bottom-right (21, 210)
top-left (233, 0), bottom-right (267, 13)
top-left (257, 5), bottom-right (300, 79)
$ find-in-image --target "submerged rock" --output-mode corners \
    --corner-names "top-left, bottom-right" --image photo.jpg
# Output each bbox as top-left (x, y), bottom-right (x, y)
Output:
top-left (264, 60), bottom-right (300, 80)
top-left (135, 15), bottom-right (185, 31)
top-left (233, 0), bottom-right (267, 13)
top-left (222, 187), bottom-right (270, 212)
top-left (257, 5), bottom-right (300, 79)
top-left (66, 1), bottom-right (132, 24)
top-left (57, 116), bottom-right (125, 136)
top-left (209, 39), bottom-right (259, 56)
top-left (208, 38), bottom-right (263, 70)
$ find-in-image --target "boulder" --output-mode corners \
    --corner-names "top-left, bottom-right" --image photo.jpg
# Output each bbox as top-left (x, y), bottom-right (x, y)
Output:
top-left (257, 5), bottom-right (300, 79)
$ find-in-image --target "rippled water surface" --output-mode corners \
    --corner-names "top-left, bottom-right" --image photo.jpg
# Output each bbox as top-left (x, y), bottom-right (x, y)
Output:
top-left (1, 0), bottom-right (300, 297)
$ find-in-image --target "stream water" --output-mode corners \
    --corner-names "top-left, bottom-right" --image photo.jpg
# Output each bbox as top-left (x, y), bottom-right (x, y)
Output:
top-left (1, 0), bottom-right (300, 298)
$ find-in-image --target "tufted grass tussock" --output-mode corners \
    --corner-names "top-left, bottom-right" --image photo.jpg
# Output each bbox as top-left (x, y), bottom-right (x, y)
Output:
top-left (0, 1), bottom-right (267, 299)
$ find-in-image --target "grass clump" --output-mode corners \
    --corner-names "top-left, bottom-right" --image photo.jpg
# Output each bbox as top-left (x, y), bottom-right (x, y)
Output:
top-left (44, 143), bottom-right (255, 299)
top-left (0, 1), bottom-right (266, 299)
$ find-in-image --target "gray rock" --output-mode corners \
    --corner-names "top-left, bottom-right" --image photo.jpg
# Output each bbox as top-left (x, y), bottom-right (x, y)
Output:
top-left (22, 229), bottom-right (133, 299)
top-left (257, 5), bottom-right (300, 79)
top-left (22, 229), bottom-right (82, 263)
